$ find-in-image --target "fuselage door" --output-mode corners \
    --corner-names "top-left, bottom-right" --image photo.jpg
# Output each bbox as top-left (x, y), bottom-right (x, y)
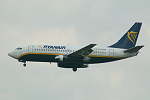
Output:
top-left (109, 49), bottom-right (114, 56)
top-left (28, 45), bottom-right (33, 53)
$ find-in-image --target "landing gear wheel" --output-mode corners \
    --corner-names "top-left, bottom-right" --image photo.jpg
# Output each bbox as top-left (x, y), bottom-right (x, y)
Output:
top-left (23, 63), bottom-right (26, 67)
top-left (73, 67), bottom-right (77, 72)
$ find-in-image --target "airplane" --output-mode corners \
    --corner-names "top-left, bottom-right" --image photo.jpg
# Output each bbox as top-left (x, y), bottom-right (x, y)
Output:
top-left (8, 22), bottom-right (144, 72)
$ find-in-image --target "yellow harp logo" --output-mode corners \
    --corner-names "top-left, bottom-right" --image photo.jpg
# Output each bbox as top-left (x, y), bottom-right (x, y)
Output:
top-left (38, 45), bottom-right (42, 48)
top-left (127, 31), bottom-right (138, 44)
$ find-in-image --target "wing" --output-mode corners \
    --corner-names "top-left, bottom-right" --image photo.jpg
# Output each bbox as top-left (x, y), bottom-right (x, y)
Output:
top-left (68, 44), bottom-right (97, 57)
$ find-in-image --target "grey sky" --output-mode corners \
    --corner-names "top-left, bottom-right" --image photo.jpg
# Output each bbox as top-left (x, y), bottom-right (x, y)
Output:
top-left (1, 0), bottom-right (150, 100)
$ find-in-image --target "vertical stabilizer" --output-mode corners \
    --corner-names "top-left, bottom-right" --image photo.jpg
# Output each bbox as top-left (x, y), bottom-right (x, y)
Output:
top-left (109, 22), bottom-right (142, 49)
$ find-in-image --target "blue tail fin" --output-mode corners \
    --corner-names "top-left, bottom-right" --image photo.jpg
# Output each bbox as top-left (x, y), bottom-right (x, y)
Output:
top-left (109, 22), bottom-right (142, 49)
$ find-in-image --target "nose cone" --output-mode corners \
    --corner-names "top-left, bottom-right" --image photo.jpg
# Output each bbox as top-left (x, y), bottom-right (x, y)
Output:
top-left (8, 51), bottom-right (13, 57)
top-left (8, 51), bottom-right (19, 59)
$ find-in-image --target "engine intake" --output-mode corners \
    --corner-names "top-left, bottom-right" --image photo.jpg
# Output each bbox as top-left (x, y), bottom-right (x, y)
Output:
top-left (55, 55), bottom-right (64, 62)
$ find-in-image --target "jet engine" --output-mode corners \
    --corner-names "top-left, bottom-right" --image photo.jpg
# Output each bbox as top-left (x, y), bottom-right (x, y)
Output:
top-left (55, 55), bottom-right (72, 62)
top-left (83, 57), bottom-right (90, 62)
top-left (55, 55), bottom-right (64, 62)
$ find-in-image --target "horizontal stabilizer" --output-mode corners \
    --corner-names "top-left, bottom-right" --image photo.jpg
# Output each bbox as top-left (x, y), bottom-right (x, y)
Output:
top-left (124, 45), bottom-right (144, 53)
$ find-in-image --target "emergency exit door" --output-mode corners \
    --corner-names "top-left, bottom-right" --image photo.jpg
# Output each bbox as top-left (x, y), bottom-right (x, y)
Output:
top-left (109, 49), bottom-right (114, 56)
top-left (28, 45), bottom-right (33, 53)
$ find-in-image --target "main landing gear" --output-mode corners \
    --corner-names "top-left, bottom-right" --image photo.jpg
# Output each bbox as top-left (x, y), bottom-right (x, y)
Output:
top-left (18, 60), bottom-right (26, 67)
top-left (23, 62), bottom-right (26, 67)
top-left (73, 67), bottom-right (77, 72)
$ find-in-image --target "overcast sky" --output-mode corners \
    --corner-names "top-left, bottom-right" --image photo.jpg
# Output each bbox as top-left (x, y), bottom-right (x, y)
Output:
top-left (1, 0), bottom-right (150, 100)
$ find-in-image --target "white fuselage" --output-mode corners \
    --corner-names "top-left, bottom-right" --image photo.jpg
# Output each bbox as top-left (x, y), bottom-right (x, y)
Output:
top-left (7, 22), bottom-right (143, 72)
top-left (8, 44), bottom-right (137, 64)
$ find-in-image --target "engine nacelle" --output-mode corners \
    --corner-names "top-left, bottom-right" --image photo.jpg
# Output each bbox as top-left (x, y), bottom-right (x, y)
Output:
top-left (55, 55), bottom-right (90, 63)
top-left (83, 57), bottom-right (90, 62)
top-left (55, 55), bottom-right (64, 62)
top-left (55, 55), bottom-right (70, 62)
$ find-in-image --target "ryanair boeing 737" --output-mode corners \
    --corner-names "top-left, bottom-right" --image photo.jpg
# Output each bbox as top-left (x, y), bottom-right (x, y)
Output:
top-left (8, 22), bottom-right (144, 72)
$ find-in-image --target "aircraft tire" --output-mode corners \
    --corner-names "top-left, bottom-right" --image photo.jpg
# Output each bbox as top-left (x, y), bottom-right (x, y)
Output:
top-left (23, 63), bottom-right (26, 67)
top-left (73, 67), bottom-right (77, 72)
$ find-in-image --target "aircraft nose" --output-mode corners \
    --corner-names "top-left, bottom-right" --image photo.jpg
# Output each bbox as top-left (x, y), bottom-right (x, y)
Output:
top-left (8, 51), bottom-right (19, 59)
top-left (8, 51), bottom-right (14, 57)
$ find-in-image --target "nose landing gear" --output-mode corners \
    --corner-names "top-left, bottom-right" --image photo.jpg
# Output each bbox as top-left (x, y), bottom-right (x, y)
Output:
top-left (23, 63), bottom-right (26, 67)
top-left (18, 60), bottom-right (27, 67)
top-left (23, 61), bottom-right (26, 67)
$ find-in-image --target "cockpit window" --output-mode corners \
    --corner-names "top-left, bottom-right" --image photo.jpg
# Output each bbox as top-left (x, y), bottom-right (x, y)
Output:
top-left (16, 47), bottom-right (22, 50)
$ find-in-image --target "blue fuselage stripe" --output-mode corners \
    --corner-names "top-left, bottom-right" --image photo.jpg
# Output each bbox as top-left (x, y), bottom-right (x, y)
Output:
top-left (19, 53), bottom-right (122, 64)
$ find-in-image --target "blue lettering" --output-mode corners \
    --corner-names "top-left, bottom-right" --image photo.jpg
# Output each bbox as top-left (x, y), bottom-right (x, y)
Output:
top-left (61, 46), bottom-right (66, 49)
top-left (54, 46), bottom-right (58, 49)
top-left (47, 46), bottom-right (50, 48)
top-left (43, 45), bottom-right (66, 49)
top-left (43, 45), bottom-right (47, 48)
top-left (58, 46), bottom-right (61, 49)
